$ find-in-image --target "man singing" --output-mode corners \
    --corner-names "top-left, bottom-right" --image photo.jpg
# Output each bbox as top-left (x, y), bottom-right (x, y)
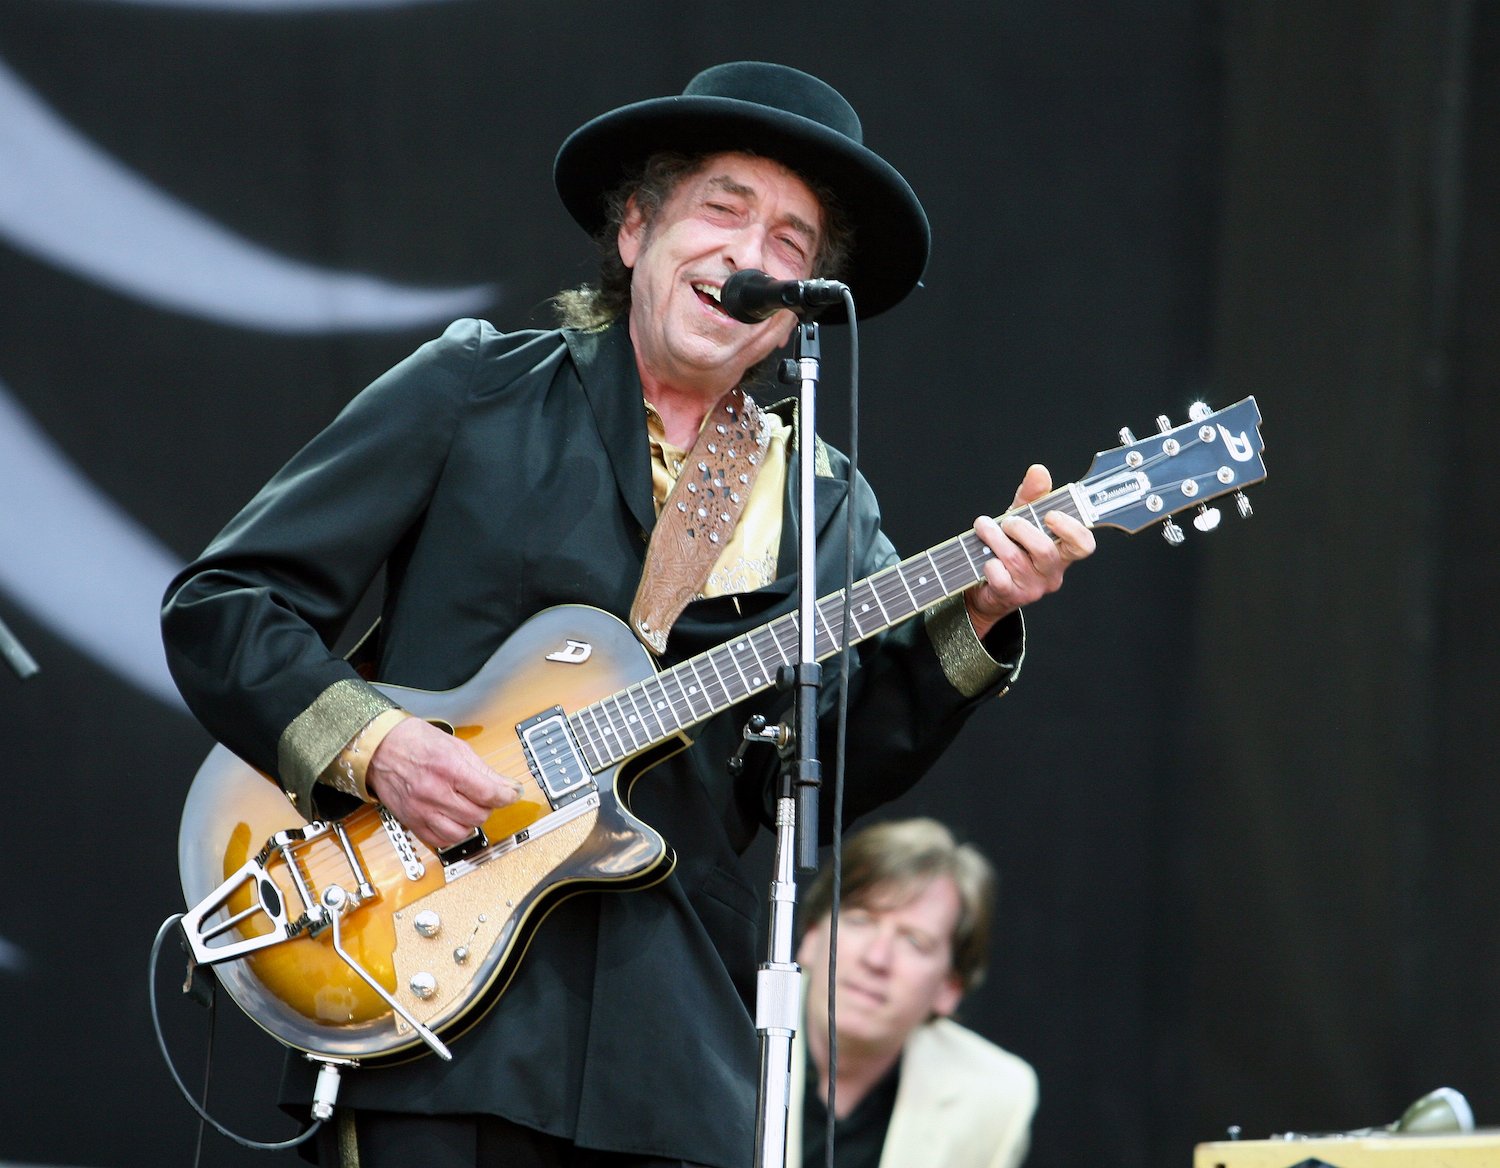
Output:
top-left (163, 60), bottom-right (1092, 1168)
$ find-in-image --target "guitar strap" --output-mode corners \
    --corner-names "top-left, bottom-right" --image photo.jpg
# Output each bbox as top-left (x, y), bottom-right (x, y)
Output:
top-left (629, 387), bottom-right (769, 655)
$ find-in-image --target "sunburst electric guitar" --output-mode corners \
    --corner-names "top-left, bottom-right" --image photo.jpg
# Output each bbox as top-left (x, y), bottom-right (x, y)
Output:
top-left (177, 397), bottom-right (1265, 1064)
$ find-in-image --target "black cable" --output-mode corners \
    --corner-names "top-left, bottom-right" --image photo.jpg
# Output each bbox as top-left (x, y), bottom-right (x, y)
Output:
top-left (824, 287), bottom-right (858, 1168)
top-left (193, 984), bottom-right (214, 1168)
top-left (149, 914), bottom-right (323, 1153)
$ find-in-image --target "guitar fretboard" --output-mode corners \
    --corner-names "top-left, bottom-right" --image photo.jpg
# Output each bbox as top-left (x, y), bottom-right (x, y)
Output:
top-left (569, 486), bottom-right (1082, 772)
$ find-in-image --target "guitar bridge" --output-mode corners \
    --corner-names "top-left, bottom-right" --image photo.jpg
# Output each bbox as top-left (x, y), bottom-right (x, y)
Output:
top-left (180, 819), bottom-right (373, 965)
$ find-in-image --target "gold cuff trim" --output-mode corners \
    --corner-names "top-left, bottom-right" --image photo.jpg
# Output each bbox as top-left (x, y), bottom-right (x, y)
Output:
top-left (924, 596), bottom-right (1015, 699)
top-left (278, 678), bottom-right (397, 813)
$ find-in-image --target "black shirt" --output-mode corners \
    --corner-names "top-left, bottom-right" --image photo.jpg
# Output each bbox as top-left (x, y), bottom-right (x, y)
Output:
top-left (801, 1054), bottom-right (901, 1168)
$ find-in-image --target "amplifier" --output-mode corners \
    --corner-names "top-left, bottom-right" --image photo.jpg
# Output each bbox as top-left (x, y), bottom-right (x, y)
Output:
top-left (1195, 1131), bottom-right (1500, 1168)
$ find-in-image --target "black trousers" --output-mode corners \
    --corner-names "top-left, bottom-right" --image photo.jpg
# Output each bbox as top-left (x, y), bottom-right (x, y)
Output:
top-left (319, 1109), bottom-right (709, 1168)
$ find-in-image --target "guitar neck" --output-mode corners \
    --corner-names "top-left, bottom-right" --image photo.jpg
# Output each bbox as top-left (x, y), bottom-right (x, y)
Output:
top-left (569, 486), bottom-right (1082, 771)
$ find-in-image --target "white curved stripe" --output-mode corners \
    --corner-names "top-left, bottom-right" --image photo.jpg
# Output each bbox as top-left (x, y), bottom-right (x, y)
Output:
top-left (0, 380), bottom-right (186, 709)
top-left (0, 936), bottom-right (27, 975)
top-left (0, 58), bottom-right (496, 333)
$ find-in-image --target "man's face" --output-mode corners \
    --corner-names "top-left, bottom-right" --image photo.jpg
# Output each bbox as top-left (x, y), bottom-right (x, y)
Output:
top-left (617, 151), bottom-right (823, 399)
top-left (798, 875), bottom-right (966, 1059)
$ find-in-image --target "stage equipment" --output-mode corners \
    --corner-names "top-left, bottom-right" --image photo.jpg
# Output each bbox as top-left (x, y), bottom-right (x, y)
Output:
top-left (1196, 1087), bottom-right (1479, 1168)
top-left (720, 268), bottom-right (849, 322)
top-left (749, 287), bottom-right (847, 1168)
top-left (1195, 1131), bottom-right (1498, 1168)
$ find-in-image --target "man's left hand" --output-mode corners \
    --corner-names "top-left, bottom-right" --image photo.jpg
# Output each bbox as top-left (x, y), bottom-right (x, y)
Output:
top-left (964, 463), bottom-right (1096, 641)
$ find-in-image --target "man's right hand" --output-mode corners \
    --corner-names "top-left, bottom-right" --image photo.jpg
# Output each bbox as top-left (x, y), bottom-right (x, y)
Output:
top-left (365, 717), bottom-right (522, 850)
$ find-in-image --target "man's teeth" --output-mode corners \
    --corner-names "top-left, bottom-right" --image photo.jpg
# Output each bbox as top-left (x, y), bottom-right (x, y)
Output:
top-left (693, 282), bottom-right (723, 305)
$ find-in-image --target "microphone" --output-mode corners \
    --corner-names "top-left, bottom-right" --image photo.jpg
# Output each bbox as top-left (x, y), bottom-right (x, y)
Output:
top-left (719, 269), bottom-right (848, 323)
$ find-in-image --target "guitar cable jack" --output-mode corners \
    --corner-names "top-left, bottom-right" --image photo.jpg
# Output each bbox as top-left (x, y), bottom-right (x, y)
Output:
top-left (310, 1056), bottom-right (359, 1121)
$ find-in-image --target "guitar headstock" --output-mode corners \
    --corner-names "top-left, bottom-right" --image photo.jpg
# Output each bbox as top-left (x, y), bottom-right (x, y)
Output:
top-left (1078, 397), bottom-right (1265, 540)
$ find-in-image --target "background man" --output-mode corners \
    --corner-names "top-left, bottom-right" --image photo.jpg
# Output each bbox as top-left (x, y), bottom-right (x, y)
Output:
top-left (162, 62), bottom-right (1089, 1168)
top-left (793, 818), bottom-right (1037, 1168)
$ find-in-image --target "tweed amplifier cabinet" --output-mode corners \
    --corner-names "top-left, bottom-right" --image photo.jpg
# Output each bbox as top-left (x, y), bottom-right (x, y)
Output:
top-left (1194, 1131), bottom-right (1500, 1168)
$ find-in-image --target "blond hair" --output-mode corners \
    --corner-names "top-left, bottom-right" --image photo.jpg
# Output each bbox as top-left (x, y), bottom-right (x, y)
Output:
top-left (801, 817), bottom-right (998, 992)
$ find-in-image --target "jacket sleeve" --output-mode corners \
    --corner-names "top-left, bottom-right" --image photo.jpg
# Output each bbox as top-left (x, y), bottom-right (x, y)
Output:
top-left (161, 319), bottom-right (484, 813)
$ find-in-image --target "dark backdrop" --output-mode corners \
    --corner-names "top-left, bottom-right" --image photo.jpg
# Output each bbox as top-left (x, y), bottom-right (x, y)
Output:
top-left (0, 3), bottom-right (1492, 1167)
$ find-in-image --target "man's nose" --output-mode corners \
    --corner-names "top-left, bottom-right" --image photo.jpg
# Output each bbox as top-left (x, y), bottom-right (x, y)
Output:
top-left (724, 227), bottom-right (771, 276)
top-left (858, 927), bottom-right (896, 969)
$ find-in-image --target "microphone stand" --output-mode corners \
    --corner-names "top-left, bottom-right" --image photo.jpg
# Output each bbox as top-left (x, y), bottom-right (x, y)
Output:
top-left (751, 316), bottom-right (824, 1168)
top-left (0, 610), bottom-right (40, 681)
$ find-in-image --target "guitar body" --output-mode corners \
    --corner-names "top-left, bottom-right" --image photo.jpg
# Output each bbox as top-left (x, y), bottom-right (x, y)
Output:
top-left (178, 605), bottom-right (679, 1064)
top-left (174, 396), bottom-right (1266, 1066)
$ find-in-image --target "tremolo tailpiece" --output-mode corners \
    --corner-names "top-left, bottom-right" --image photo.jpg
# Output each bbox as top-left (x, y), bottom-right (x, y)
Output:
top-left (177, 816), bottom-right (453, 1061)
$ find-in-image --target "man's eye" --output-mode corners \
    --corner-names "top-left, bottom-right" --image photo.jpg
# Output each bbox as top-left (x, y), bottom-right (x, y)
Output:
top-left (901, 931), bottom-right (937, 954)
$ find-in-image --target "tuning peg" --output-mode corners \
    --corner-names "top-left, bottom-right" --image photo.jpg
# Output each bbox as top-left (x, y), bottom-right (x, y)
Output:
top-left (1188, 401), bottom-right (1212, 422)
top-left (1162, 518), bottom-right (1185, 546)
top-left (1193, 505), bottom-right (1221, 532)
top-left (1119, 426), bottom-right (1137, 445)
top-left (1156, 414), bottom-right (1173, 434)
top-left (1235, 490), bottom-right (1253, 519)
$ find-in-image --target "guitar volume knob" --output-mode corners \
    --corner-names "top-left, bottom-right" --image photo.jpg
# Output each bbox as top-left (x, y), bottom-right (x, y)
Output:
top-left (413, 910), bottom-right (441, 938)
top-left (410, 972), bottom-right (437, 999)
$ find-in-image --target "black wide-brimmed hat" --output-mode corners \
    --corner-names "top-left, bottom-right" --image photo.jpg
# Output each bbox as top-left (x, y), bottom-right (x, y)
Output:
top-left (554, 61), bottom-right (930, 321)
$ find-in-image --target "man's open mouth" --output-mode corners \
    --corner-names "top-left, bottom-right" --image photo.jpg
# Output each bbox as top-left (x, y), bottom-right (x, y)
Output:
top-left (692, 281), bottom-right (730, 316)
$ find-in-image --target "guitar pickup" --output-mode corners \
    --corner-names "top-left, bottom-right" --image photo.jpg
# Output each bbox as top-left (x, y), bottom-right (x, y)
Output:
top-left (517, 707), bottom-right (594, 808)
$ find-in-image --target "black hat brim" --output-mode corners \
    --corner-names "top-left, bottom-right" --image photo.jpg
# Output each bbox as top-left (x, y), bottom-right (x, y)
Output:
top-left (554, 94), bottom-right (930, 322)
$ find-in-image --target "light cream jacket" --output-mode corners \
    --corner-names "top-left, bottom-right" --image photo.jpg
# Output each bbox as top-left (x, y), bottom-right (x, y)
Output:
top-left (788, 1015), bottom-right (1038, 1168)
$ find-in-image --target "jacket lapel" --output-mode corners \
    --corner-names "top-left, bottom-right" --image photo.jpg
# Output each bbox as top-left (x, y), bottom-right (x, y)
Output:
top-left (567, 321), bottom-right (658, 539)
top-left (878, 1031), bottom-right (961, 1168)
top-left (772, 395), bottom-right (850, 588)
